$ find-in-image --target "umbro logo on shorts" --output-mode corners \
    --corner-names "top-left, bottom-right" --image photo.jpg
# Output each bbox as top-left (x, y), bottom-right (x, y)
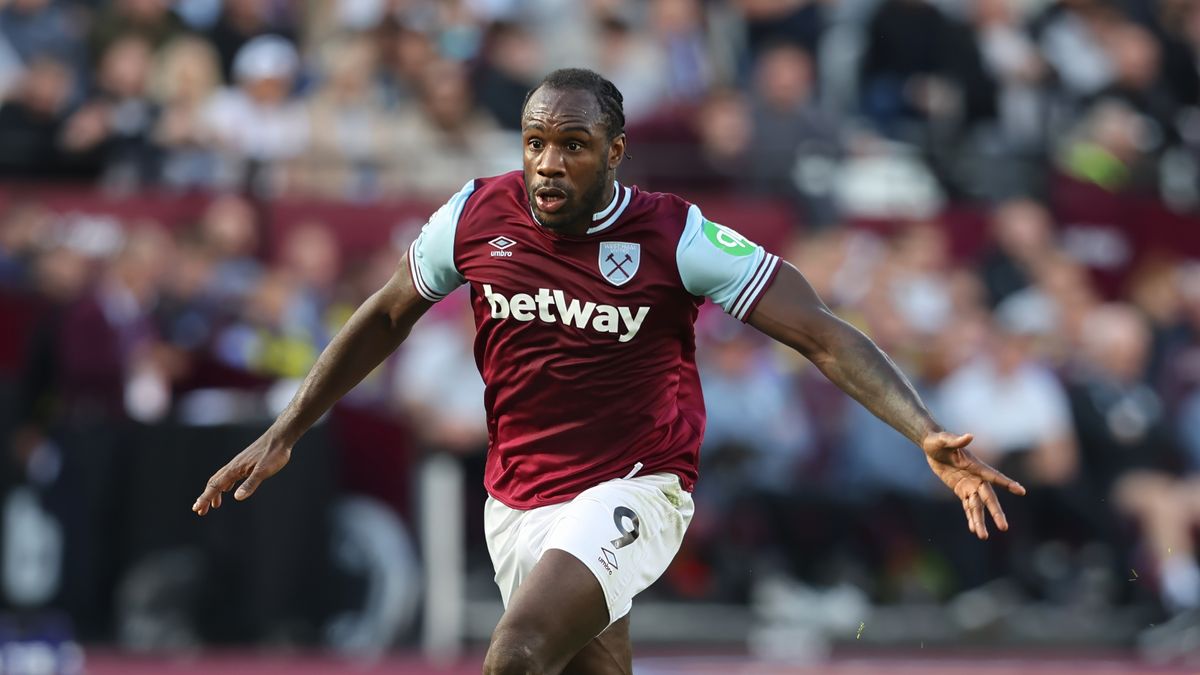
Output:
top-left (598, 547), bottom-right (619, 575)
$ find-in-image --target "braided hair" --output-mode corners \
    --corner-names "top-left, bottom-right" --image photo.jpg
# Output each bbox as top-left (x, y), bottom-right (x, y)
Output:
top-left (522, 68), bottom-right (626, 141)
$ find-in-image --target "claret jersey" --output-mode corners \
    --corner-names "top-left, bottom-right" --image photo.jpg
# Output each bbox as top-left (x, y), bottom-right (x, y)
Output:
top-left (408, 170), bottom-right (781, 508)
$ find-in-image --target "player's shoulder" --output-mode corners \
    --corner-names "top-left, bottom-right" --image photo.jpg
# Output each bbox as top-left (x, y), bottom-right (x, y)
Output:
top-left (455, 170), bottom-right (525, 222)
top-left (468, 169), bottom-right (525, 202)
top-left (624, 184), bottom-right (694, 235)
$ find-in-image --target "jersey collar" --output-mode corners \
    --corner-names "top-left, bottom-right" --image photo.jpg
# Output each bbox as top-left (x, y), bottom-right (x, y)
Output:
top-left (527, 180), bottom-right (633, 237)
top-left (586, 181), bottom-right (631, 235)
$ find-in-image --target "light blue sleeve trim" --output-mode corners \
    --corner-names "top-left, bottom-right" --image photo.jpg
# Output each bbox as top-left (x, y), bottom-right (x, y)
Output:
top-left (675, 204), bottom-right (779, 320)
top-left (408, 180), bottom-right (475, 301)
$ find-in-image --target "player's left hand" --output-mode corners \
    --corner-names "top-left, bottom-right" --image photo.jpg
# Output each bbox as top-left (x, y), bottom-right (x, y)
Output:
top-left (922, 431), bottom-right (1026, 540)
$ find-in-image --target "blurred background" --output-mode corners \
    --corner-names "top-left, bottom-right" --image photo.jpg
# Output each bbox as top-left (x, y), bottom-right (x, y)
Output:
top-left (2, 0), bottom-right (1200, 672)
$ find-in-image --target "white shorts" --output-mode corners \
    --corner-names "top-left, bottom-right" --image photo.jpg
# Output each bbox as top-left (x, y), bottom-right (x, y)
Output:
top-left (484, 472), bottom-right (695, 626)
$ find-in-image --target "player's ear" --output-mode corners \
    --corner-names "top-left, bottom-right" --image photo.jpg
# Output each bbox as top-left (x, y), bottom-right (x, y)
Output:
top-left (609, 133), bottom-right (626, 170)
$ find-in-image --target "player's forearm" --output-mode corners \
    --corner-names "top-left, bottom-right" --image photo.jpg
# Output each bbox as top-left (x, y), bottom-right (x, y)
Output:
top-left (805, 317), bottom-right (941, 446)
top-left (269, 280), bottom-right (427, 447)
top-left (747, 263), bottom-right (940, 447)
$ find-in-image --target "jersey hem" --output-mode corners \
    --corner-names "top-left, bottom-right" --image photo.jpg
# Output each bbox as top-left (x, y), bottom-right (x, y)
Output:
top-left (486, 468), bottom-right (694, 511)
top-left (407, 240), bottom-right (445, 302)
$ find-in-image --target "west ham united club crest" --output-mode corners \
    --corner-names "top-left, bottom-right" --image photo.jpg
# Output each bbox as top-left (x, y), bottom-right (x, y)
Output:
top-left (598, 242), bottom-right (640, 287)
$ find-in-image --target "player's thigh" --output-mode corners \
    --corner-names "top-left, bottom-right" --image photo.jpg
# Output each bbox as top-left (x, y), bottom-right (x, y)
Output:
top-left (486, 548), bottom-right (610, 674)
top-left (547, 474), bottom-right (694, 624)
top-left (561, 615), bottom-right (631, 675)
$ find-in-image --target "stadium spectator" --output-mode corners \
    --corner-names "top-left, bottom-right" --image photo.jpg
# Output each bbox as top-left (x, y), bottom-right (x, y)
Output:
top-left (1098, 21), bottom-right (1178, 148)
top-left (733, 0), bottom-right (825, 61)
top-left (472, 21), bottom-right (541, 131)
top-left (213, 269), bottom-right (318, 379)
top-left (0, 201), bottom-right (53, 287)
top-left (152, 36), bottom-right (224, 188)
top-left (1158, 263), bottom-right (1200, 398)
top-left (649, 0), bottom-right (713, 104)
top-left (1155, 0), bottom-right (1200, 111)
top-left (1068, 304), bottom-right (1194, 613)
top-left (374, 17), bottom-right (438, 107)
top-left (860, 0), bottom-right (996, 140)
top-left (690, 316), bottom-right (820, 601)
top-left (155, 226), bottom-right (218, 352)
top-left (690, 86), bottom-right (753, 190)
top-left (297, 35), bottom-right (396, 200)
top-left (592, 11), bottom-right (669, 124)
top-left (200, 34), bottom-right (309, 193)
top-left (745, 41), bottom-right (843, 225)
top-left (52, 225), bottom-right (174, 421)
top-left (196, 194), bottom-right (263, 304)
top-left (1033, 0), bottom-right (1121, 101)
top-left (0, 32), bottom-right (20, 101)
top-left (386, 58), bottom-right (517, 198)
top-left (205, 0), bottom-right (296, 82)
top-left (1057, 97), bottom-right (1156, 191)
top-left (977, 198), bottom-right (1058, 308)
top-left (392, 297), bottom-right (487, 455)
top-left (697, 317), bottom-right (815, 502)
top-left (1177, 379), bottom-right (1200, 469)
top-left (972, 0), bottom-right (1051, 150)
top-left (0, 0), bottom-right (86, 74)
top-left (1124, 256), bottom-right (1187, 388)
top-left (0, 56), bottom-right (77, 177)
top-left (868, 222), bottom-right (956, 343)
top-left (89, 0), bottom-right (184, 61)
top-left (61, 34), bottom-right (163, 188)
top-left (276, 218), bottom-right (342, 349)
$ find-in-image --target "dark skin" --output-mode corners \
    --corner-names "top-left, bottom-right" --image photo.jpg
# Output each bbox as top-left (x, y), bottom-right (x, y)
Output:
top-left (523, 88), bottom-right (625, 235)
top-left (193, 86), bottom-right (1024, 674)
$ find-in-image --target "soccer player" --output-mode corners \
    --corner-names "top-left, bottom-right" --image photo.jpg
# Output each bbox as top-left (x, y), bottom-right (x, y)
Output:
top-left (193, 69), bottom-right (1025, 674)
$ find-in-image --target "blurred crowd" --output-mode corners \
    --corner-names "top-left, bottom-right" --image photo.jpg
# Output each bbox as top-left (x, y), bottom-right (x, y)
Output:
top-left (7, 188), bottom-right (1200, 627)
top-left (5, 0), bottom-right (1200, 640)
top-left (4, 0), bottom-right (1200, 210)
top-left (689, 205), bottom-right (1200, 623)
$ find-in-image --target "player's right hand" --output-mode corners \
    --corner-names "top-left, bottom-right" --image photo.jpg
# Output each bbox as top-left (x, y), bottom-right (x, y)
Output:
top-left (192, 434), bottom-right (292, 516)
top-left (921, 431), bottom-right (1025, 540)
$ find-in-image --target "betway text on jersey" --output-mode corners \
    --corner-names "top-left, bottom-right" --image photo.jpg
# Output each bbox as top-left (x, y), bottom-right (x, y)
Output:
top-left (482, 284), bottom-right (650, 343)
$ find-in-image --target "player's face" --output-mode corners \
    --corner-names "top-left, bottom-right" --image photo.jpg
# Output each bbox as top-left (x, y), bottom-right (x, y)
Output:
top-left (522, 87), bottom-right (625, 234)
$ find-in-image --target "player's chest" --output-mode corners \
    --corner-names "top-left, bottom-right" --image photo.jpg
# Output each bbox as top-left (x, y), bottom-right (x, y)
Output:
top-left (455, 226), bottom-right (678, 304)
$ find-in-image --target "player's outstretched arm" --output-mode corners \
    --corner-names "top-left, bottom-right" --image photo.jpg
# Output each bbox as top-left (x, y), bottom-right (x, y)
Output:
top-left (746, 261), bottom-right (1025, 539)
top-left (192, 252), bottom-right (433, 516)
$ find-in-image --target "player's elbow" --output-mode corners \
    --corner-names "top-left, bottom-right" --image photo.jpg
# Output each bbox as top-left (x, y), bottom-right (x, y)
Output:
top-left (375, 285), bottom-right (422, 336)
top-left (802, 311), bottom-right (867, 363)
top-left (783, 322), bottom-right (838, 365)
top-left (750, 302), bottom-right (843, 363)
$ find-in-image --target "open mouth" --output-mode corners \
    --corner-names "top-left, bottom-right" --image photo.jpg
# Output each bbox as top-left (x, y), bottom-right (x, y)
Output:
top-left (534, 187), bottom-right (568, 214)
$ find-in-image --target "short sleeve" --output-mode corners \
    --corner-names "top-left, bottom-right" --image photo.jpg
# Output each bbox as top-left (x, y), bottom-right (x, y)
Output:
top-left (407, 180), bottom-right (476, 302)
top-left (676, 204), bottom-right (781, 321)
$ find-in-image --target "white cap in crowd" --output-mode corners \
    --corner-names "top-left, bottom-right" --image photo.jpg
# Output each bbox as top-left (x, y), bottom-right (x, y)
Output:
top-left (233, 35), bottom-right (300, 82)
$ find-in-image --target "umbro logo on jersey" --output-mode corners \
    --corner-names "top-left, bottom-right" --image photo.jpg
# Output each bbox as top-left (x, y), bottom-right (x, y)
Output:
top-left (489, 236), bottom-right (516, 257)
top-left (482, 284), bottom-right (649, 342)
